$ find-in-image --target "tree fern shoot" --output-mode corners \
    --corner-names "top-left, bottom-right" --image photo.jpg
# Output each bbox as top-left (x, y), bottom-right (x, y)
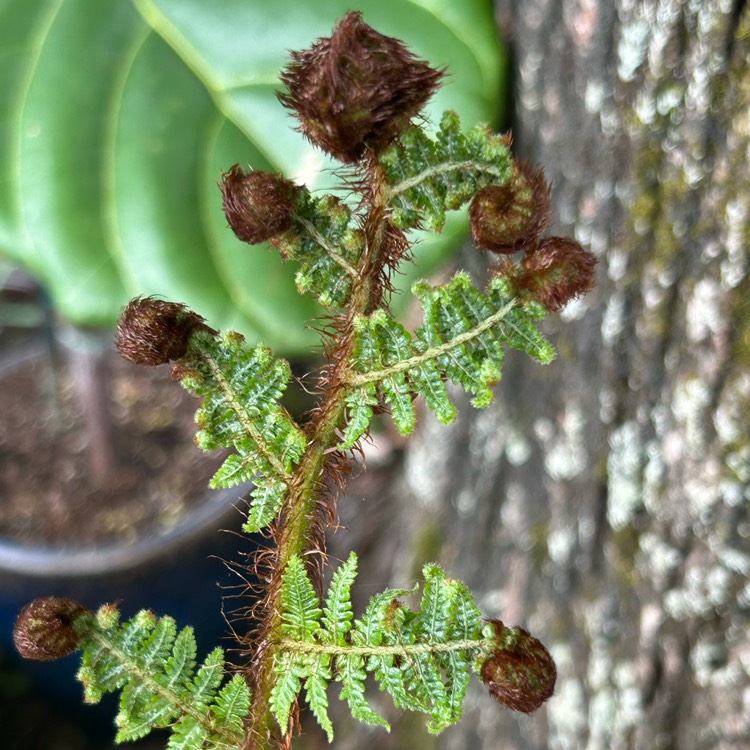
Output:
top-left (15, 12), bottom-right (595, 749)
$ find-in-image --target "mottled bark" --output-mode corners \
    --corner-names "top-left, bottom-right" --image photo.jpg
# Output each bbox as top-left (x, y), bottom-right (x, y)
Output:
top-left (329, 2), bottom-right (750, 749)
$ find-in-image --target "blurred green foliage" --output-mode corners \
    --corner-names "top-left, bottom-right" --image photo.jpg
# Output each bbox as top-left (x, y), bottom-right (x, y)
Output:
top-left (0, 0), bottom-right (504, 353)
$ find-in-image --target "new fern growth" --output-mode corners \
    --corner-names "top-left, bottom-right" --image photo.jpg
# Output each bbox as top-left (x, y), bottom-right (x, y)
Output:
top-left (15, 12), bottom-right (596, 749)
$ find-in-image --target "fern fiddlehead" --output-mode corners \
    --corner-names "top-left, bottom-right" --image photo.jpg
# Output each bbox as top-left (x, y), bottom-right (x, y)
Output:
top-left (14, 11), bottom-right (596, 749)
top-left (269, 553), bottom-right (557, 740)
top-left (383, 110), bottom-right (513, 232)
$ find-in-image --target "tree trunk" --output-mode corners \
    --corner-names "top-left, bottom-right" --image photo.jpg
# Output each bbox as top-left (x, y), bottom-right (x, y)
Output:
top-left (332, 2), bottom-right (750, 749)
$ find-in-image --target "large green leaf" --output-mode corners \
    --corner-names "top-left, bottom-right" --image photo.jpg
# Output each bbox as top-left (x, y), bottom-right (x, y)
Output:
top-left (0, 0), bottom-right (504, 352)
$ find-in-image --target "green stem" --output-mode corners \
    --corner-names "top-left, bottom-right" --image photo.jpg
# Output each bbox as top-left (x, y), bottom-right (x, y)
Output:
top-left (279, 638), bottom-right (488, 657)
top-left (247, 162), bottom-right (392, 748)
top-left (387, 159), bottom-right (507, 198)
top-left (294, 213), bottom-right (358, 278)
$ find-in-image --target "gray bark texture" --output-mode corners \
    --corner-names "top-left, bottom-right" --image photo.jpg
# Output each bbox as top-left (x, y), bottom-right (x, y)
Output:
top-left (327, 2), bottom-right (750, 749)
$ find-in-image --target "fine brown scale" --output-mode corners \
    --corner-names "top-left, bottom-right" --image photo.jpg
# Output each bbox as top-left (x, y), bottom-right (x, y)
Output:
top-left (242, 157), bottom-right (398, 747)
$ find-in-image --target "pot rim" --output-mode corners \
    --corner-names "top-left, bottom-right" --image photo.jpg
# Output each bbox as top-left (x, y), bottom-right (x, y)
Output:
top-left (0, 485), bottom-right (248, 577)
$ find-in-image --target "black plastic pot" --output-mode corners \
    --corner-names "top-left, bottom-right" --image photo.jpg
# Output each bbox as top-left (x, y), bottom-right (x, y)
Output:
top-left (0, 486), bottom-right (253, 742)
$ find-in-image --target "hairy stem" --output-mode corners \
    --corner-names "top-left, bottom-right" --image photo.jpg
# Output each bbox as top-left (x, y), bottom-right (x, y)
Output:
top-left (246, 162), bottom-right (392, 748)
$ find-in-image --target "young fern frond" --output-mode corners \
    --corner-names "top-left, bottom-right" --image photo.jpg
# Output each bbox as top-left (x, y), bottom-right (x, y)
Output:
top-left (177, 330), bottom-right (307, 532)
top-left (269, 552), bottom-right (492, 740)
top-left (383, 110), bottom-right (513, 231)
top-left (75, 606), bottom-right (249, 750)
top-left (340, 273), bottom-right (555, 447)
top-left (15, 14), bottom-right (596, 749)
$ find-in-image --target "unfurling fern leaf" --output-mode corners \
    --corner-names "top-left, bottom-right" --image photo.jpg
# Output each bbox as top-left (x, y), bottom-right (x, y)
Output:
top-left (270, 552), bottom-right (492, 740)
top-left (16, 13), bottom-right (591, 749)
top-left (340, 273), bottom-right (555, 447)
top-left (177, 330), bottom-right (307, 532)
top-left (75, 606), bottom-right (249, 750)
top-left (382, 110), bottom-right (513, 231)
